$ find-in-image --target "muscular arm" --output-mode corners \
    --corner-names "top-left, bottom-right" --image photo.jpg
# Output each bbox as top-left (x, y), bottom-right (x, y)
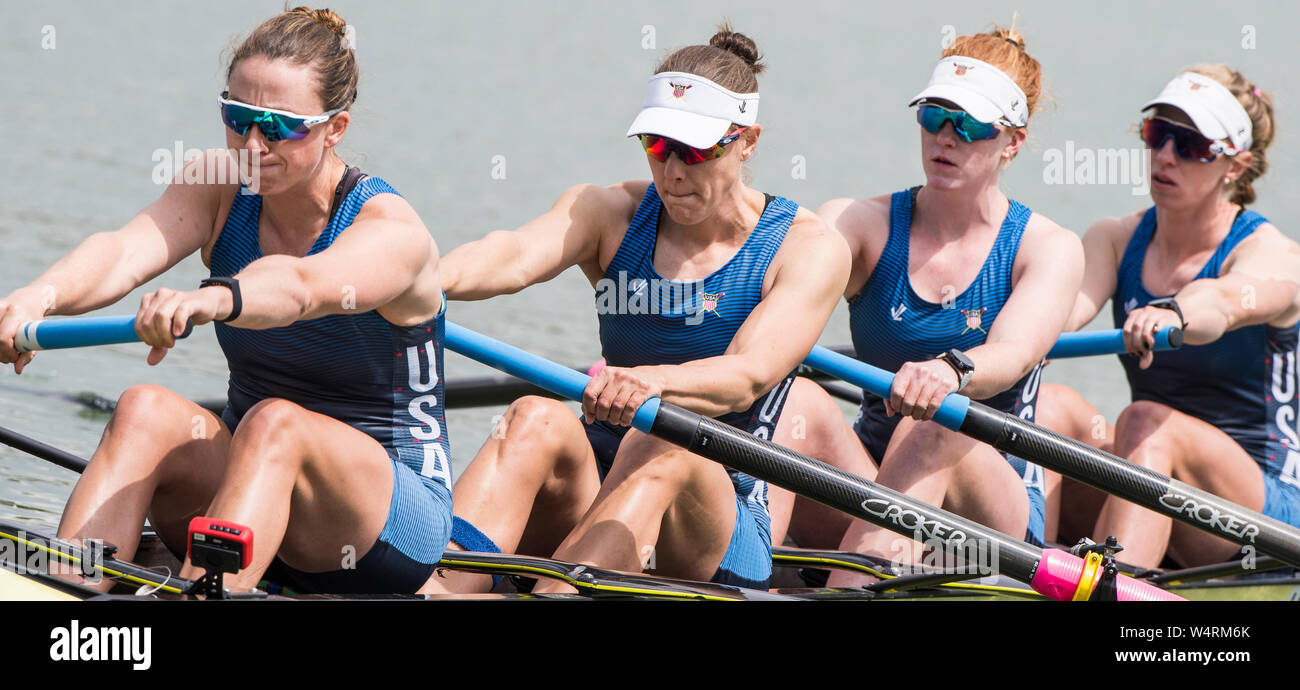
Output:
top-left (638, 216), bottom-right (852, 416)
top-left (440, 183), bottom-right (631, 300)
top-left (1172, 225), bottom-right (1300, 344)
top-left (8, 156), bottom-right (222, 315)
top-left (220, 193), bottom-right (438, 328)
top-left (964, 219), bottom-right (1085, 399)
top-left (1065, 216), bottom-right (1129, 332)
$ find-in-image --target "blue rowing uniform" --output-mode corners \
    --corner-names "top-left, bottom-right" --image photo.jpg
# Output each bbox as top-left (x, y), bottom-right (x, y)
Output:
top-left (585, 183), bottom-right (797, 589)
top-left (1113, 206), bottom-right (1300, 527)
top-left (848, 186), bottom-right (1047, 545)
top-left (207, 171), bottom-right (453, 593)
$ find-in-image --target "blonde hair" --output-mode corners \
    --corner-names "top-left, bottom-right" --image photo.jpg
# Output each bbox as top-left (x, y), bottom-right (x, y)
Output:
top-left (1184, 64), bottom-right (1274, 206)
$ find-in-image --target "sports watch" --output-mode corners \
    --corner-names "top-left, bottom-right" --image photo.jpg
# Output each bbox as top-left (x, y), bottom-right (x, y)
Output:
top-left (935, 348), bottom-right (974, 391)
top-left (1145, 297), bottom-right (1187, 329)
top-left (199, 276), bottom-right (242, 323)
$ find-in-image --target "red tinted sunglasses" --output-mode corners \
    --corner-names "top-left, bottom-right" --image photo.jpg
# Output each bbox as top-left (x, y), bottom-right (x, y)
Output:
top-left (1140, 118), bottom-right (1236, 163)
top-left (637, 127), bottom-right (749, 165)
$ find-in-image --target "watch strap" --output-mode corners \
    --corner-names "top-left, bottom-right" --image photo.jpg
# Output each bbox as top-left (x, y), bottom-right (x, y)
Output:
top-left (200, 276), bottom-right (242, 323)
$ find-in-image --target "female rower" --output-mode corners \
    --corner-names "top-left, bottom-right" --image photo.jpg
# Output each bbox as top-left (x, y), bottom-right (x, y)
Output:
top-left (429, 26), bottom-right (848, 593)
top-left (767, 24), bottom-right (1084, 584)
top-left (0, 8), bottom-right (452, 593)
top-left (1038, 66), bottom-right (1300, 567)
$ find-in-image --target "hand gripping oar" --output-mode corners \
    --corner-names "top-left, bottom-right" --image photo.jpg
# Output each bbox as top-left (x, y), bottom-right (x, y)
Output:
top-left (14, 315), bottom-right (192, 352)
top-left (444, 322), bottom-right (1181, 601)
top-left (1046, 326), bottom-right (1182, 359)
top-left (802, 345), bottom-right (1300, 569)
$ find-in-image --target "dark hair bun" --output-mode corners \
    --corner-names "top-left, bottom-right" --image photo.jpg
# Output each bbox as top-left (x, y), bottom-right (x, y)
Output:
top-left (709, 24), bottom-right (764, 75)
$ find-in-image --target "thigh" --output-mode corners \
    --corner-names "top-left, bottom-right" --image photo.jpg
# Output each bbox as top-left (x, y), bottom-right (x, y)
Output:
top-left (943, 444), bottom-right (1034, 542)
top-left (602, 430), bottom-right (740, 582)
top-left (239, 402), bottom-right (405, 572)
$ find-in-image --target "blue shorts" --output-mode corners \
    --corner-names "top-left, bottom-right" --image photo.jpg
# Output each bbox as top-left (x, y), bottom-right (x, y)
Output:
top-left (1262, 472), bottom-right (1300, 528)
top-left (854, 406), bottom-right (1046, 547)
top-left (268, 458), bottom-right (452, 594)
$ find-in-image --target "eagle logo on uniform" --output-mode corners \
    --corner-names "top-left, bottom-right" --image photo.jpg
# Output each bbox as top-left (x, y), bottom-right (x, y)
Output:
top-left (954, 63), bottom-right (972, 76)
top-left (670, 82), bottom-right (692, 98)
top-left (960, 307), bottom-right (987, 334)
top-left (699, 292), bottom-right (725, 317)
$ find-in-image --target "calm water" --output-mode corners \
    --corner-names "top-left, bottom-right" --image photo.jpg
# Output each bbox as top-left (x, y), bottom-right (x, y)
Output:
top-left (1, 1), bottom-right (1297, 530)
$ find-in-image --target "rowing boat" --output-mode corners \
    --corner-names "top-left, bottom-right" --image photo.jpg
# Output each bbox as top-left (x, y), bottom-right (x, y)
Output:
top-left (3, 520), bottom-right (1294, 602)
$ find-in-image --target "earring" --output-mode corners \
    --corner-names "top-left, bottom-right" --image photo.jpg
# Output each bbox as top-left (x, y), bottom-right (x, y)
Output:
top-left (1224, 176), bottom-right (1232, 184)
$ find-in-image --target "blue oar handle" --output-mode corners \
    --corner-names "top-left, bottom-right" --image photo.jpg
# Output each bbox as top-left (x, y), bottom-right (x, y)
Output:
top-left (14, 315), bottom-right (193, 352)
top-left (803, 345), bottom-right (970, 430)
top-left (1047, 326), bottom-right (1182, 359)
top-left (445, 322), bottom-right (661, 430)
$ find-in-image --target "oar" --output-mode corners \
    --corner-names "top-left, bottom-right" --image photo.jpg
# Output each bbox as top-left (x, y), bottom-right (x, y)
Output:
top-left (802, 345), bottom-right (1300, 569)
top-left (444, 321), bottom-right (1181, 601)
top-left (1046, 326), bottom-right (1182, 359)
top-left (14, 315), bottom-right (191, 352)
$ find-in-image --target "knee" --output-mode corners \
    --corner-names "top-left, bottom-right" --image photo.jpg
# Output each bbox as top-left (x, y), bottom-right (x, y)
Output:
top-left (774, 378), bottom-right (843, 448)
top-left (494, 396), bottom-right (579, 447)
top-left (230, 398), bottom-right (309, 459)
top-left (887, 420), bottom-right (962, 469)
top-left (608, 434), bottom-right (692, 490)
top-left (1113, 401), bottom-right (1177, 460)
top-left (110, 384), bottom-right (182, 431)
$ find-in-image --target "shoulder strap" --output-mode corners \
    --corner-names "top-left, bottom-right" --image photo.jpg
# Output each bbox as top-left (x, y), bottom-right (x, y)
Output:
top-left (329, 167), bottom-right (367, 222)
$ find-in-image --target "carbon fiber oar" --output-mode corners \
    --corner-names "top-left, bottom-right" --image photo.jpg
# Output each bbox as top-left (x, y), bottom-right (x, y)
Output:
top-left (445, 322), bottom-right (1181, 601)
top-left (803, 345), bottom-right (1300, 569)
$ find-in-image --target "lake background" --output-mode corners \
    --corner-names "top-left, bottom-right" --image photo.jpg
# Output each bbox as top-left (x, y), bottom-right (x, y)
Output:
top-left (2, 0), bottom-right (1297, 530)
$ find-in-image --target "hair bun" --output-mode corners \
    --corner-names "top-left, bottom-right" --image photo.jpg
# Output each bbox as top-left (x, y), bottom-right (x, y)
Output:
top-left (709, 23), bottom-right (765, 75)
top-left (289, 6), bottom-right (347, 37)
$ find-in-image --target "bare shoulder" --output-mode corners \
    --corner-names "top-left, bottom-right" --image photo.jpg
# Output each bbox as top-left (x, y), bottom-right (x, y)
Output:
top-left (776, 206), bottom-right (850, 277)
top-left (1226, 221), bottom-right (1300, 271)
top-left (815, 194), bottom-right (890, 253)
top-left (1022, 211), bottom-right (1082, 253)
top-left (1084, 209), bottom-right (1145, 252)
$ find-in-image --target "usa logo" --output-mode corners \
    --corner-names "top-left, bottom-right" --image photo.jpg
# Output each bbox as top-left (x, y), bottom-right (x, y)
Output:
top-left (670, 82), bottom-right (692, 98)
top-left (960, 307), bottom-right (987, 334)
top-left (954, 63), bottom-right (973, 76)
top-left (699, 291), bottom-right (725, 317)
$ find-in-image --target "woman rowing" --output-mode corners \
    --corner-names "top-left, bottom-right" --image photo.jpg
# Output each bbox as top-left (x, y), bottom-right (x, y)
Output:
top-left (428, 26), bottom-right (847, 593)
top-left (1038, 66), bottom-right (1300, 567)
top-left (767, 24), bottom-right (1083, 584)
top-left (0, 7), bottom-right (452, 593)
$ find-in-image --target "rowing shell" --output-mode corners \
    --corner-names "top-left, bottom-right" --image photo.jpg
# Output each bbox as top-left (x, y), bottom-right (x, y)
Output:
top-left (2, 522), bottom-right (1294, 602)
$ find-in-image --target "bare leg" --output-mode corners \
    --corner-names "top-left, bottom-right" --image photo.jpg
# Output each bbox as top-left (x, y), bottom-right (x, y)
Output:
top-left (1092, 400), bottom-right (1265, 568)
top-left (533, 431), bottom-right (740, 593)
top-left (827, 417), bottom-right (1030, 587)
top-left (768, 377), bottom-right (877, 548)
top-left (177, 398), bottom-right (398, 591)
top-left (422, 397), bottom-right (601, 594)
top-left (57, 385), bottom-right (231, 591)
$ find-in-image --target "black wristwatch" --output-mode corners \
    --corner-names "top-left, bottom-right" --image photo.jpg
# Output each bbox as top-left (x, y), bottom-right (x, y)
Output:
top-left (199, 276), bottom-right (242, 323)
top-left (1146, 297), bottom-right (1187, 329)
top-left (935, 348), bottom-right (974, 391)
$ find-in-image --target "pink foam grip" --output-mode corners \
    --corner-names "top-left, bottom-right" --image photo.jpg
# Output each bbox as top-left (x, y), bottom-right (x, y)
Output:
top-left (1031, 549), bottom-right (1185, 601)
top-left (586, 359), bottom-right (607, 377)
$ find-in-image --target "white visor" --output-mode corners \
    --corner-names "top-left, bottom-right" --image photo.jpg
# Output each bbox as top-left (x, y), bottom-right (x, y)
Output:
top-left (908, 56), bottom-right (1029, 127)
top-left (1141, 72), bottom-right (1252, 153)
top-left (626, 71), bottom-right (759, 149)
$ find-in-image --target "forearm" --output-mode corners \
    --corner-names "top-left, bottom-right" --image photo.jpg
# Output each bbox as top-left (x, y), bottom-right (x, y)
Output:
top-left (18, 232), bottom-right (145, 315)
top-left (1172, 282), bottom-right (1234, 345)
top-left (961, 341), bottom-right (1043, 400)
top-left (223, 256), bottom-right (313, 329)
top-left (640, 356), bottom-right (776, 418)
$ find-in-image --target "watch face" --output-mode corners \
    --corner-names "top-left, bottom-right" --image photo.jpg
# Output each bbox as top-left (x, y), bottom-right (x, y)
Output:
top-left (949, 349), bottom-right (974, 371)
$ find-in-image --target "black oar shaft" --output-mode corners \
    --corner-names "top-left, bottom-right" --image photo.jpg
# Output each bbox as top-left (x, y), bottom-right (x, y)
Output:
top-left (961, 403), bottom-right (1300, 568)
top-left (649, 404), bottom-right (1044, 579)
top-left (0, 425), bottom-right (89, 474)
